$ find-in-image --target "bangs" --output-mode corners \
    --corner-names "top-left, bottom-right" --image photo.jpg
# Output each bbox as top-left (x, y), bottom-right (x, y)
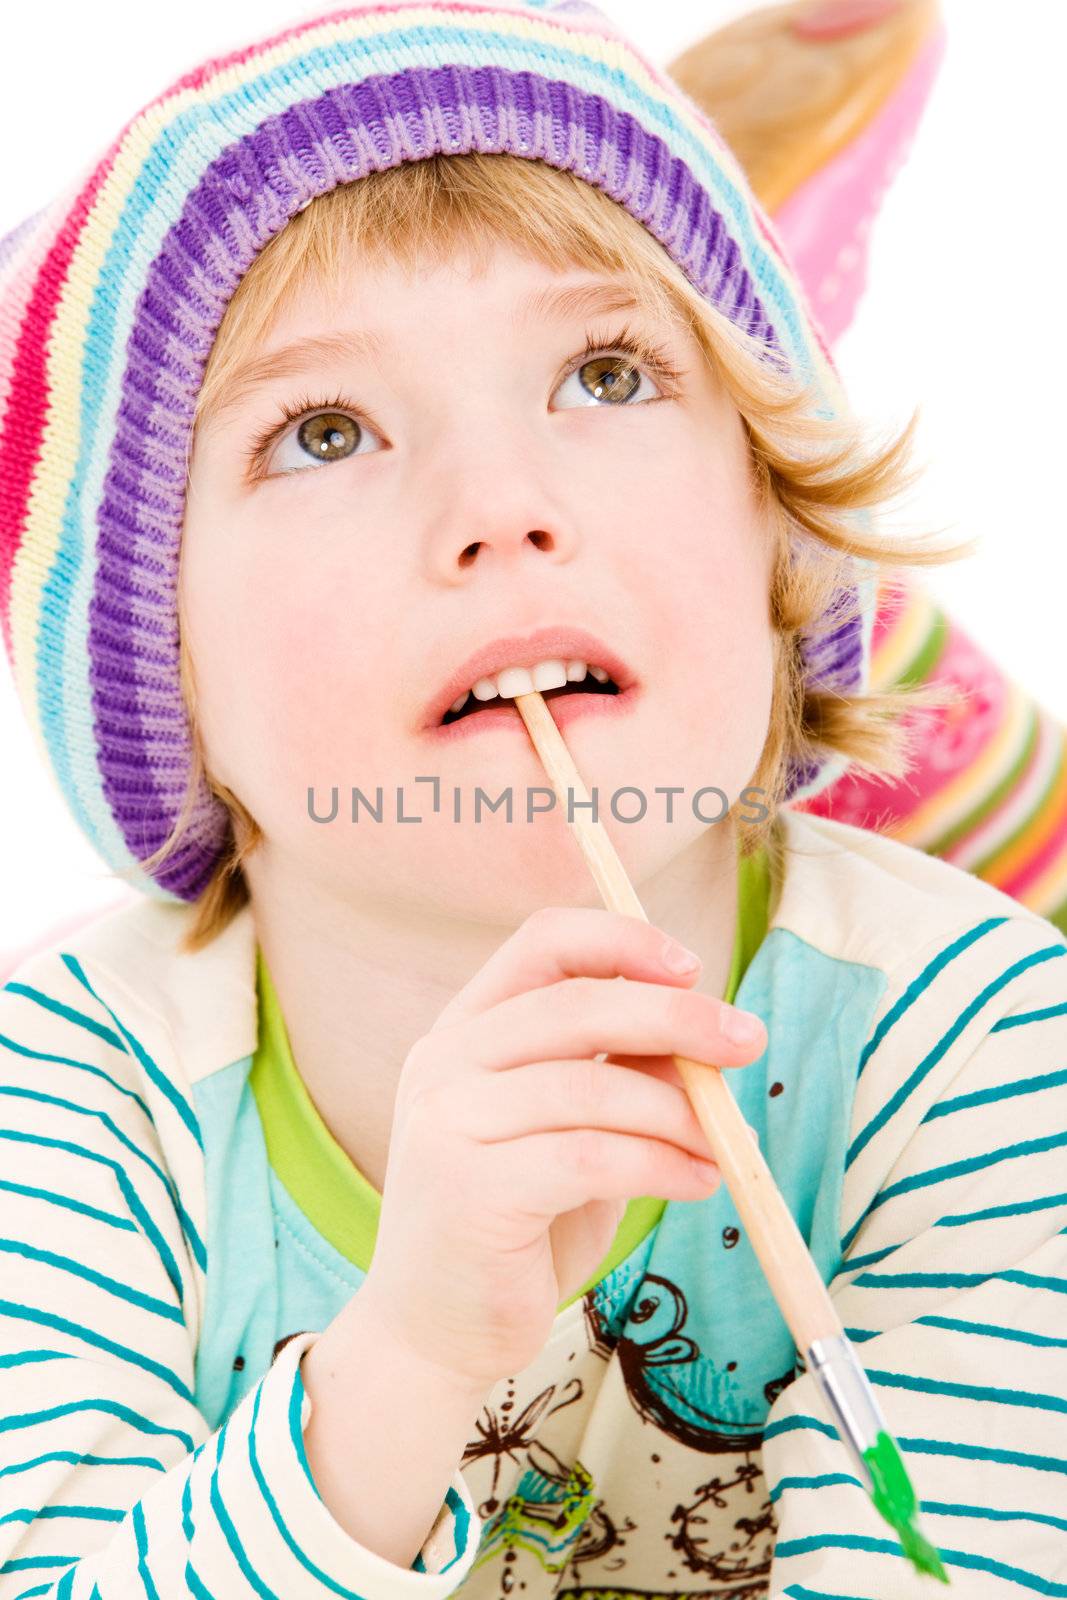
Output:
top-left (192, 149), bottom-right (778, 437)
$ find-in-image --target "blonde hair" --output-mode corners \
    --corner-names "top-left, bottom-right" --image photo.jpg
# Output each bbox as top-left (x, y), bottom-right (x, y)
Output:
top-left (134, 151), bottom-right (971, 951)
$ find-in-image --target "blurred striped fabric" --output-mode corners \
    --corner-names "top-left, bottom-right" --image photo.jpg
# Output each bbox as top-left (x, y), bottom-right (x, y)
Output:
top-left (797, 576), bottom-right (1067, 936)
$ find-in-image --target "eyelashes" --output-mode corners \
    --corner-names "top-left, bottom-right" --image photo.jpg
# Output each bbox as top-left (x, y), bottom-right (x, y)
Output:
top-left (242, 320), bottom-right (687, 480)
top-left (242, 386), bottom-right (368, 481)
top-left (575, 321), bottom-right (686, 392)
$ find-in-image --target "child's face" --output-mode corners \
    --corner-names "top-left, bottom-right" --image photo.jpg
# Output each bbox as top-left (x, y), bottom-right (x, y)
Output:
top-left (181, 239), bottom-right (775, 924)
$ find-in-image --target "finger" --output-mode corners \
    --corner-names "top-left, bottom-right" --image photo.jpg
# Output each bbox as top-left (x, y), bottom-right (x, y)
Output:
top-left (462, 1058), bottom-right (718, 1165)
top-left (432, 906), bottom-right (704, 1028)
top-left (487, 1127), bottom-right (720, 1219)
top-left (452, 978), bottom-right (767, 1075)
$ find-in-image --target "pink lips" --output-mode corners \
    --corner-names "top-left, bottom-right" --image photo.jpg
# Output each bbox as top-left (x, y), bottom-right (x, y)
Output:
top-left (420, 624), bottom-right (639, 732)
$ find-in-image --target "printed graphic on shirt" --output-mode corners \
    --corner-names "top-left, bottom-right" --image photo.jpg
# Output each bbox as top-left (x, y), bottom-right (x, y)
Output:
top-left (459, 1269), bottom-right (793, 1596)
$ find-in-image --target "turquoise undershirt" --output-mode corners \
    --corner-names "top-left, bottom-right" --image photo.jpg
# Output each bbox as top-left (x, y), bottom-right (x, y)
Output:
top-left (249, 843), bottom-right (772, 1312)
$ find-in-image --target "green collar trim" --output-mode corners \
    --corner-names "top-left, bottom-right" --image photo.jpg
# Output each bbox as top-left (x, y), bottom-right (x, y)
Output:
top-left (250, 842), bottom-right (773, 1304)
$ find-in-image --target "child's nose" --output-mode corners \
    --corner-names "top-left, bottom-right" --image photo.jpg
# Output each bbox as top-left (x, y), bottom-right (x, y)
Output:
top-left (463, 529), bottom-right (556, 558)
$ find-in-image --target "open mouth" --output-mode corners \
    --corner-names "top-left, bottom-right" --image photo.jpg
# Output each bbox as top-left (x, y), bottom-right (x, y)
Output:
top-left (421, 630), bottom-right (640, 735)
top-left (442, 671), bottom-right (622, 726)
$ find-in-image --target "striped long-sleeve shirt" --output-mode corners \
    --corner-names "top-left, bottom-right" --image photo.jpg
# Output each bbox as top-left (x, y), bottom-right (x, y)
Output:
top-left (1, 807), bottom-right (1066, 1599)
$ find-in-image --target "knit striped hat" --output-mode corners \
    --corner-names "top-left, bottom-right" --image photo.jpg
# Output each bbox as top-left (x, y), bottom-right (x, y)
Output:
top-left (0, 0), bottom-right (873, 905)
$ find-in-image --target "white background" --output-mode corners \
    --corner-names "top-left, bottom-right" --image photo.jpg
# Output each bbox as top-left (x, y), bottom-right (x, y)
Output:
top-left (1, 0), bottom-right (1064, 966)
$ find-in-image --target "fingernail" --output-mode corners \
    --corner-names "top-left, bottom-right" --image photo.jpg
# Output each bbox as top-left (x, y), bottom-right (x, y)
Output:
top-left (792, 0), bottom-right (902, 41)
top-left (722, 1007), bottom-right (765, 1046)
top-left (661, 939), bottom-right (702, 974)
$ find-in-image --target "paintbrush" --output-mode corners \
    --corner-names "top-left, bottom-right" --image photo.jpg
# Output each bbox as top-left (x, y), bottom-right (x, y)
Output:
top-left (512, 686), bottom-right (949, 1585)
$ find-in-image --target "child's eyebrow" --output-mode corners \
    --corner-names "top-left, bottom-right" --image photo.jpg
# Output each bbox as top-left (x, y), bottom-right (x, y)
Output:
top-left (207, 278), bottom-right (672, 426)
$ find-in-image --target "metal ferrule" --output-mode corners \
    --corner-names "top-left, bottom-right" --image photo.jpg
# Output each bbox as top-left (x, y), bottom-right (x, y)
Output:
top-left (806, 1335), bottom-right (887, 1493)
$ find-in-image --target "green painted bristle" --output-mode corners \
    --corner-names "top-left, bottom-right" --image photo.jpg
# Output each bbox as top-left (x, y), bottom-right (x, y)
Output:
top-left (863, 1430), bottom-right (949, 1584)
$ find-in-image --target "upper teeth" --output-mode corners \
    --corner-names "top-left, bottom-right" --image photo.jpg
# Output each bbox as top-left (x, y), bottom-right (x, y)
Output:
top-left (448, 658), bottom-right (611, 715)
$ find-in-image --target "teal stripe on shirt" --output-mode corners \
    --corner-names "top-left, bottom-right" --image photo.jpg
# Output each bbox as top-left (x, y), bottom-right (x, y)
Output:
top-left (0, 1448), bottom-right (168, 1481)
top-left (847, 942), bottom-right (1066, 1169)
top-left (897, 1435), bottom-right (1067, 1477)
top-left (63, 955), bottom-right (204, 1153)
top-left (0, 1176), bottom-right (138, 1234)
top-left (0, 1397), bottom-right (194, 1452)
top-left (762, 1416), bottom-right (1067, 1476)
top-left (865, 1366), bottom-right (1067, 1417)
top-left (132, 1499), bottom-right (162, 1600)
top-left (915, 1313), bottom-right (1067, 1350)
top-left (206, 1418), bottom-right (277, 1600)
top-left (0, 1029), bottom-right (153, 1125)
top-left (770, 1479), bottom-right (1067, 1539)
top-left (769, 1472), bottom-right (864, 1502)
top-left (1, 981), bottom-right (126, 1053)
top-left (934, 1190), bottom-right (1067, 1227)
top-left (0, 1298), bottom-right (193, 1404)
top-left (853, 918), bottom-right (1006, 1082)
top-left (853, 1266), bottom-right (1067, 1295)
top-left (0, 1126), bottom-right (185, 1305)
top-left (860, 1128), bottom-right (1067, 1222)
top-left (992, 1002), bottom-right (1067, 1031)
top-left (247, 1382), bottom-right (369, 1593)
top-left (180, 1459), bottom-right (215, 1600)
top-left (0, 1350), bottom-right (71, 1372)
top-left (0, 1239), bottom-right (181, 1324)
top-left (762, 1414), bottom-right (839, 1444)
top-left (924, 1501), bottom-right (1067, 1537)
top-left (922, 1066), bottom-right (1067, 1123)
top-left (0, 1505), bottom-right (124, 1527)
top-left (836, 1242), bottom-right (896, 1272)
top-left (774, 1533), bottom-right (1067, 1597)
top-left (783, 1587), bottom-right (874, 1600)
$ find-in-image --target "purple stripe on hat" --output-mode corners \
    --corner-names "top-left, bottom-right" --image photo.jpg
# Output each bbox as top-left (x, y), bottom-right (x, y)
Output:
top-left (805, 622), bottom-right (865, 684)
top-left (87, 60), bottom-right (841, 900)
top-left (784, 755), bottom-right (824, 801)
top-left (800, 583), bottom-right (866, 684)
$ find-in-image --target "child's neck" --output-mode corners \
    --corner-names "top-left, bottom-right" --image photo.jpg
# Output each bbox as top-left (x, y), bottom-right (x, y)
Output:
top-left (245, 825), bottom-right (739, 1195)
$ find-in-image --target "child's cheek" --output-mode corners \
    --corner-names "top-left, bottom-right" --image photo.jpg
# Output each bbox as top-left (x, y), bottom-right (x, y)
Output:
top-left (251, 573), bottom-right (396, 779)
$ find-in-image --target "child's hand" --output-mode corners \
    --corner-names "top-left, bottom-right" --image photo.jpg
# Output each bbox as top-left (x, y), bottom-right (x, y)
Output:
top-left (358, 908), bottom-right (768, 1396)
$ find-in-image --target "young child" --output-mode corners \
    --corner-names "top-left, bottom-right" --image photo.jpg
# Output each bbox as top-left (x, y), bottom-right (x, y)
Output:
top-left (0, 2), bottom-right (1064, 1597)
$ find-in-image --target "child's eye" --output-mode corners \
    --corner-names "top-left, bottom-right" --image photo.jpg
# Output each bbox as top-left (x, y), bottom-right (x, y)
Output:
top-left (553, 329), bottom-right (681, 410)
top-left (553, 351), bottom-right (660, 408)
top-left (247, 393), bottom-right (384, 480)
top-left (244, 323), bottom-right (684, 481)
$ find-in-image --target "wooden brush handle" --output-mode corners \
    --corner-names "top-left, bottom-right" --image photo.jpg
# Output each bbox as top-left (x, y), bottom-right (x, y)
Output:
top-left (673, 1053), bottom-right (841, 1349)
top-left (513, 690), bottom-right (844, 1353)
